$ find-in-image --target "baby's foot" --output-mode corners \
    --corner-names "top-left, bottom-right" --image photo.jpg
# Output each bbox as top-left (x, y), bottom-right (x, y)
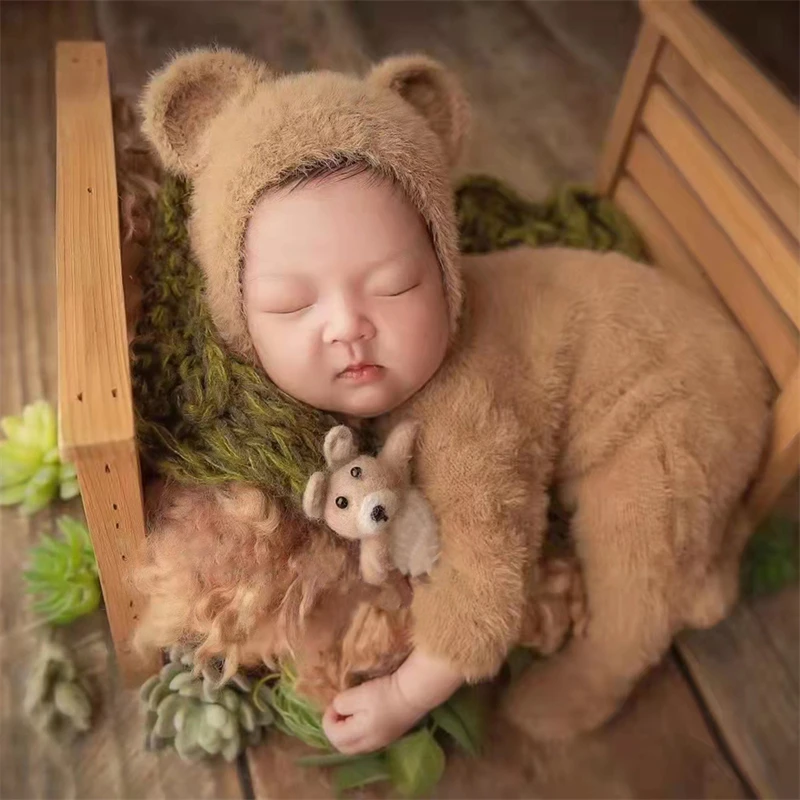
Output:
top-left (519, 556), bottom-right (587, 655)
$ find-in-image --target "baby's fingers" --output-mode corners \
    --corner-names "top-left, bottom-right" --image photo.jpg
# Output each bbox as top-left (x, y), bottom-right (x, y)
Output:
top-left (323, 706), bottom-right (366, 753)
top-left (331, 685), bottom-right (368, 716)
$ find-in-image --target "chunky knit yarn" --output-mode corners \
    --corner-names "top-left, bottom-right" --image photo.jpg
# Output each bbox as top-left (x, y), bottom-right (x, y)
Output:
top-left (130, 175), bottom-right (645, 507)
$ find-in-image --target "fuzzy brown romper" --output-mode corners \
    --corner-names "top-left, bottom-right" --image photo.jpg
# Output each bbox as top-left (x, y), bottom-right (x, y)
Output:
top-left (135, 47), bottom-right (772, 740)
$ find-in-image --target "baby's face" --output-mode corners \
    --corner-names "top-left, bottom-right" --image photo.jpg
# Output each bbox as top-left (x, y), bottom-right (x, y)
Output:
top-left (243, 172), bottom-right (450, 417)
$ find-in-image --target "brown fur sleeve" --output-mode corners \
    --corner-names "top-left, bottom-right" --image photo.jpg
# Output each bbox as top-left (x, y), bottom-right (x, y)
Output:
top-left (405, 372), bottom-right (546, 681)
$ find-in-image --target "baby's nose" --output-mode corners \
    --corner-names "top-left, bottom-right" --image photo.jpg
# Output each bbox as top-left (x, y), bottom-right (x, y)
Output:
top-left (323, 297), bottom-right (376, 345)
top-left (371, 504), bottom-right (388, 523)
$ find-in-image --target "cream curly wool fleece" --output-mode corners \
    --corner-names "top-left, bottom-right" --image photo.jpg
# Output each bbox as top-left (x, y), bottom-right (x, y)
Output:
top-left (140, 47), bottom-right (468, 361)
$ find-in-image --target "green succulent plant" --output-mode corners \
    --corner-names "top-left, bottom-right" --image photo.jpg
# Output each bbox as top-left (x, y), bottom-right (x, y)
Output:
top-left (140, 647), bottom-right (274, 762)
top-left (25, 633), bottom-right (93, 741)
top-left (24, 516), bottom-right (100, 625)
top-left (0, 400), bottom-right (79, 513)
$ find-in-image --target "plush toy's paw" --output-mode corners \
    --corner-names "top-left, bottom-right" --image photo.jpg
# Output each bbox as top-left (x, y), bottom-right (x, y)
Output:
top-left (520, 557), bottom-right (587, 655)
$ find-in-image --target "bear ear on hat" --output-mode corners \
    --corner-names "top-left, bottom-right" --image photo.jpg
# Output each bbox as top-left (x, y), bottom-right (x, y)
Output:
top-left (369, 54), bottom-right (470, 167)
top-left (139, 47), bottom-right (270, 177)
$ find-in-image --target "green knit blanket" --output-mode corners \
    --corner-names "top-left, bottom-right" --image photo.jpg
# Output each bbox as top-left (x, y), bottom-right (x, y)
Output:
top-left (130, 174), bottom-right (797, 597)
top-left (131, 175), bottom-right (645, 505)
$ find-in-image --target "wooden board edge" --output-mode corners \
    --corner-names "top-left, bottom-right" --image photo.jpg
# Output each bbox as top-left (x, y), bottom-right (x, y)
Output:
top-left (640, 0), bottom-right (800, 181)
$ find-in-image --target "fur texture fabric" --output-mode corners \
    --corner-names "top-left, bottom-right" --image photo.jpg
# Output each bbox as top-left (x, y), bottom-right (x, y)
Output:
top-left (140, 47), bottom-right (467, 362)
top-left (135, 49), bottom-right (772, 738)
top-left (380, 246), bottom-right (771, 737)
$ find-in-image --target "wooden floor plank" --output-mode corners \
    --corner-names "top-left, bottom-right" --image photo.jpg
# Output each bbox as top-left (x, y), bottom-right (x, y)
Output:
top-left (677, 586), bottom-right (799, 800)
top-left (0, 3), bottom-right (242, 797)
top-left (247, 657), bottom-right (748, 799)
top-left (97, 0), bottom-right (639, 198)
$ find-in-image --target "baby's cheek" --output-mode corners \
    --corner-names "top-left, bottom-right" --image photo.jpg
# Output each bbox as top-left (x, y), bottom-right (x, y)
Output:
top-left (250, 318), bottom-right (308, 377)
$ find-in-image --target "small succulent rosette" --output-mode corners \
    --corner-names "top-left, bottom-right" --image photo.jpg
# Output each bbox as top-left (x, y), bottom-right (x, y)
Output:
top-left (1, 401), bottom-right (79, 513)
top-left (24, 516), bottom-right (100, 625)
top-left (25, 634), bottom-right (93, 741)
top-left (140, 647), bottom-right (274, 762)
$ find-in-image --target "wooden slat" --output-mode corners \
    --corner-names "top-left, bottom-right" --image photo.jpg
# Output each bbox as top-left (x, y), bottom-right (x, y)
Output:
top-left (746, 368), bottom-right (800, 523)
top-left (641, 83), bottom-right (800, 331)
top-left (56, 41), bottom-right (134, 451)
top-left (614, 176), bottom-right (721, 302)
top-left (641, 0), bottom-right (800, 181)
top-left (677, 586), bottom-right (800, 800)
top-left (56, 40), bottom-right (156, 687)
top-left (595, 17), bottom-right (664, 195)
top-left (657, 43), bottom-right (800, 240)
top-left (627, 133), bottom-right (799, 387)
top-left (72, 440), bottom-right (160, 684)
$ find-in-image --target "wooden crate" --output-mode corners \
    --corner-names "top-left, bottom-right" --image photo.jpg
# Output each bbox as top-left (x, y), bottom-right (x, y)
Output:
top-left (56, 0), bottom-right (798, 727)
top-left (598, 0), bottom-right (800, 524)
top-left (597, 5), bottom-right (799, 796)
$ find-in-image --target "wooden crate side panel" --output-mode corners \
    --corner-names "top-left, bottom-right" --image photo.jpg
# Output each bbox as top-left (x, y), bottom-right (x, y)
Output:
top-left (641, 84), bottom-right (800, 331)
top-left (627, 134), bottom-right (799, 387)
top-left (656, 44), bottom-right (800, 241)
top-left (595, 18), bottom-right (664, 196)
top-left (746, 368), bottom-right (800, 523)
top-left (641, 0), bottom-right (800, 180)
top-left (72, 438), bottom-right (160, 685)
top-left (614, 176), bottom-right (721, 302)
top-left (56, 42), bottom-right (134, 451)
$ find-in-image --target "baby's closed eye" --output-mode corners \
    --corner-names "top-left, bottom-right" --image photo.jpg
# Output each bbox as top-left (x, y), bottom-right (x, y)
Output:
top-left (367, 266), bottom-right (422, 297)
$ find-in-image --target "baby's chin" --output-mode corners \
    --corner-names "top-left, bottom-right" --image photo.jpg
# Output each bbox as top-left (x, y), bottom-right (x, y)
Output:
top-left (321, 380), bottom-right (416, 419)
top-left (325, 389), bottom-right (403, 419)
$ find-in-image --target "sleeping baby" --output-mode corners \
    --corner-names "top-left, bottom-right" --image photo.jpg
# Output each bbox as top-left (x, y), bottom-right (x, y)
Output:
top-left (136, 47), bottom-right (771, 754)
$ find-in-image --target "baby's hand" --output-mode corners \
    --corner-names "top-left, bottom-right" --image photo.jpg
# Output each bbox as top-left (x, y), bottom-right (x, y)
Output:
top-left (322, 649), bottom-right (464, 755)
top-left (322, 672), bottom-right (425, 754)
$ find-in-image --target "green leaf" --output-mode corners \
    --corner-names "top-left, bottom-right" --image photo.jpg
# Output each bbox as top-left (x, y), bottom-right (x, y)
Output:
top-left (24, 401), bottom-right (56, 451)
top-left (59, 460), bottom-right (77, 479)
top-left (431, 685), bottom-right (486, 756)
top-left (28, 463), bottom-right (59, 491)
top-left (0, 440), bottom-right (41, 487)
top-left (333, 754), bottom-right (391, 796)
top-left (1, 413), bottom-right (24, 442)
top-left (297, 751), bottom-right (365, 768)
top-left (43, 447), bottom-right (60, 465)
top-left (387, 729), bottom-right (446, 798)
top-left (22, 481), bottom-right (58, 515)
top-left (742, 515), bottom-right (799, 597)
top-left (59, 479), bottom-right (80, 501)
top-left (0, 482), bottom-right (27, 506)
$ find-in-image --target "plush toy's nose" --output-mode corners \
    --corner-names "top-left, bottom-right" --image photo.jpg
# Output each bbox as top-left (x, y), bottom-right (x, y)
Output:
top-left (371, 505), bottom-right (388, 523)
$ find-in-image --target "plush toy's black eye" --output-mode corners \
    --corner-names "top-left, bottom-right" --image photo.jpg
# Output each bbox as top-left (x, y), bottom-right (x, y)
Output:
top-left (350, 466), bottom-right (362, 478)
top-left (335, 496), bottom-right (349, 509)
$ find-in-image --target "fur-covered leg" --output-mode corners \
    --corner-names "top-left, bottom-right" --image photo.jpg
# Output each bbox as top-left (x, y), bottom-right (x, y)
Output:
top-left (519, 556), bottom-right (587, 656)
top-left (503, 430), bottom-right (681, 741)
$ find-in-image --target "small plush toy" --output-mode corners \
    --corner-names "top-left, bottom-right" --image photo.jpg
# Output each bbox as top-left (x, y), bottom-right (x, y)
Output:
top-left (303, 421), bottom-right (440, 586)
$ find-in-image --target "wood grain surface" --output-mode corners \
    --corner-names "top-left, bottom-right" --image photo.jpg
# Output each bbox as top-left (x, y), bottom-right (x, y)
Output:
top-left (0, 3), bottom-right (241, 798)
top-left (1, 2), bottom-right (794, 798)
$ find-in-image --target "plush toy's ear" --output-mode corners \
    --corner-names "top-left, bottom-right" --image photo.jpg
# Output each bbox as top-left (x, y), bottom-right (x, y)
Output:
top-left (302, 471), bottom-right (328, 520)
top-left (369, 54), bottom-right (469, 167)
top-left (378, 419), bottom-right (420, 472)
top-left (323, 426), bottom-right (360, 470)
top-left (140, 47), bottom-right (270, 177)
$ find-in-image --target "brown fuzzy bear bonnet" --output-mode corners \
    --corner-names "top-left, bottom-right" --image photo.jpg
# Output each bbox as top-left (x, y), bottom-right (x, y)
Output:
top-left (139, 48), bottom-right (469, 363)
